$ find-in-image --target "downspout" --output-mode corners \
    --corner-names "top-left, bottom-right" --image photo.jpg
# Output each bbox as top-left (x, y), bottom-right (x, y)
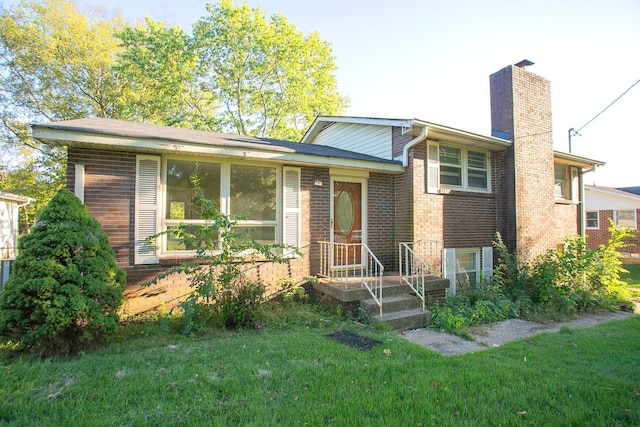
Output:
top-left (402, 126), bottom-right (429, 167)
top-left (578, 165), bottom-right (597, 239)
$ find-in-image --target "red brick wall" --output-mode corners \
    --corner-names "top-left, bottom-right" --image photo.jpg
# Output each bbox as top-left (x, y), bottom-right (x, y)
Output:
top-left (490, 65), bottom-right (561, 260)
top-left (368, 172), bottom-right (396, 270)
top-left (586, 209), bottom-right (640, 253)
top-left (399, 142), bottom-right (499, 251)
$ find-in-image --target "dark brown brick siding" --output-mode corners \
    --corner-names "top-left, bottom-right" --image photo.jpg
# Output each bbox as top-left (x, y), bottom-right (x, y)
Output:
top-left (68, 147), bottom-right (317, 314)
top-left (399, 142), bottom-right (498, 251)
top-left (368, 172), bottom-right (396, 270)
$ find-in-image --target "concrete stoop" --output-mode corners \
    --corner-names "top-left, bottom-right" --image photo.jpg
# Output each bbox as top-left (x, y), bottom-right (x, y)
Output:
top-left (361, 294), bottom-right (432, 331)
top-left (313, 275), bottom-right (445, 331)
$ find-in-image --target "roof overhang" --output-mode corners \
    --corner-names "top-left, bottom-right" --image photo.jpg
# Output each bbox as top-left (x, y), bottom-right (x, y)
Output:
top-left (412, 119), bottom-right (511, 151)
top-left (0, 192), bottom-right (33, 205)
top-left (32, 121), bottom-right (404, 174)
top-left (585, 185), bottom-right (640, 201)
top-left (553, 151), bottom-right (605, 169)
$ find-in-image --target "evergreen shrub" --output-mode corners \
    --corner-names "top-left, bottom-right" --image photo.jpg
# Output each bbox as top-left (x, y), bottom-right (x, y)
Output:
top-left (0, 189), bottom-right (126, 355)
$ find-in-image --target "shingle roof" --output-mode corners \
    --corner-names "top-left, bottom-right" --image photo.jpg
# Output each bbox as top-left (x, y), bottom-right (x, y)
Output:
top-left (33, 118), bottom-right (400, 165)
top-left (617, 186), bottom-right (640, 196)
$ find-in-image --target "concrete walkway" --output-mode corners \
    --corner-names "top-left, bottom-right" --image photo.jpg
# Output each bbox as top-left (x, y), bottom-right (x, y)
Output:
top-left (400, 311), bottom-right (637, 356)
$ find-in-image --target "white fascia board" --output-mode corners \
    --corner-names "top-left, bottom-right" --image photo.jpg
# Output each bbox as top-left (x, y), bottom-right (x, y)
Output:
top-left (585, 186), bottom-right (640, 202)
top-left (33, 127), bottom-right (404, 174)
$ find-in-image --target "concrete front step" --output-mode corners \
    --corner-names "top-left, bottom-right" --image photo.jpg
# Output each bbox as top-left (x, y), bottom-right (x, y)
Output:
top-left (361, 294), bottom-right (422, 316)
top-left (313, 279), bottom-right (412, 303)
top-left (372, 308), bottom-right (432, 331)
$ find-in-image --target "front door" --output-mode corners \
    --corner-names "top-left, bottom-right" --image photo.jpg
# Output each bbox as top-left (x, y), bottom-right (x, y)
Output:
top-left (332, 180), bottom-right (363, 267)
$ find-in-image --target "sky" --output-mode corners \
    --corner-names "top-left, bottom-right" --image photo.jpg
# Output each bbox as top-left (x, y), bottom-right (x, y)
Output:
top-left (6, 0), bottom-right (640, 187)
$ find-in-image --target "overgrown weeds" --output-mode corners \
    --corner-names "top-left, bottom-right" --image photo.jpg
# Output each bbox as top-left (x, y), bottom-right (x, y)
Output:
top-left (143, 168), bottom-right (298, 334)
top-left (430, 223), bottom-right (637, 332)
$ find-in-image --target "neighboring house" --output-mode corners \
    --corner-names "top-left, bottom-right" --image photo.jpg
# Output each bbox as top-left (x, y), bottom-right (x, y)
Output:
top-left (584, 185), bottom-right (640, 254)
top-left (0, 192), bottom-right (32, 289)
top-left (31, 61), bottom-right (603, 315)
top-left (0, 192), bottom-right (32, 260)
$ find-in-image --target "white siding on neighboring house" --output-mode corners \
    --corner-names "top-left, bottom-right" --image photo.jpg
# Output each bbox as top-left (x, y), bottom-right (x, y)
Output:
top-left (585, 186), bottom-right (640, 211)
top-left (0, 201), bottom-right (18, 260)
top-left (311, 123), bottom-right (393, 160)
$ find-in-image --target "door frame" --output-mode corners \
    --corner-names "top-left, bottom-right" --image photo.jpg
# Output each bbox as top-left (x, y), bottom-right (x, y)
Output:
top-left (329, 171), bottom-right (368, 267)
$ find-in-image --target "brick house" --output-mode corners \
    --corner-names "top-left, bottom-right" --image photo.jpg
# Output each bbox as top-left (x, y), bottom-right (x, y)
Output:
top-left (585, 185), bottom-right (640, 255)
top-left (31, 61), bottom-right (603, 317)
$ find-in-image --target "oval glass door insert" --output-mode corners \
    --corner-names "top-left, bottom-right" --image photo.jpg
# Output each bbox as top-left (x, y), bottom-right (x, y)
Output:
top-left (336, 191), bottom-right (353, 234)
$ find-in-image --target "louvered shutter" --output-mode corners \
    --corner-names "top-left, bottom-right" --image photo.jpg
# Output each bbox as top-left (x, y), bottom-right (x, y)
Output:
top-left (443, 248), bottom-right (456, 295)
top-left (74, 164), bottom-right (85, 203)
top-left (482, 246), bottom-right (493, 281)
top-left (426, 141), bottom-right (440, 194)
top-left (282, 167), bottom-right (301, 258)
top-left (135, 155), bottom-right (161, 264)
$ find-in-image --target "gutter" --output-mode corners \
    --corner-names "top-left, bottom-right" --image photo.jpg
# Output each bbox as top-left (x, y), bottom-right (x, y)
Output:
top-left (402, 125), bottom-right (428, 167)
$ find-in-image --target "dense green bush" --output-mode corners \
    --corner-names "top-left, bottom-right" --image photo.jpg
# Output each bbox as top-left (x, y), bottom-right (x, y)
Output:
top-left (431, 224), bottom-right (636, 331)
top-left (0, 189), bottom-right (126, 355)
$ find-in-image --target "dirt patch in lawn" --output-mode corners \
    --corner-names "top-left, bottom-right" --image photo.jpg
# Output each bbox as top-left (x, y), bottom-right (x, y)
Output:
top-left (324, 330), bottom-right (383, 351)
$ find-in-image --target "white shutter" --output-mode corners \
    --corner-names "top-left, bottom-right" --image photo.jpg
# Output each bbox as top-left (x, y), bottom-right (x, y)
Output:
top-left (282, 167), bottom-right (301, 258)
top-left (482, 246), bottom-right (493, 281)
top-left (570, 167), bottom-right (579, 204)
top-left (426, 141), bottom-right (440, 194)
top-left (443, 248), bottom-right (456, 295)
top-left (74, 164), bottom-right (85, 203)
top-left (135, 155), bottom-right (161, 264)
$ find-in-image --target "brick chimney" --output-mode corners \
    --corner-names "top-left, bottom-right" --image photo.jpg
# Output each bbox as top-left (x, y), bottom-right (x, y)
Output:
top-left (490, 61), bottom-right (555, 260)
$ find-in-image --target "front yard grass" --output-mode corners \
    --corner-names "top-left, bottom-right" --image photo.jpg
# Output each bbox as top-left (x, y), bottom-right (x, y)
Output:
top-left (621, 263), bottom-right (640, 299)
top-left (1, 304), bottom-right (638, 426)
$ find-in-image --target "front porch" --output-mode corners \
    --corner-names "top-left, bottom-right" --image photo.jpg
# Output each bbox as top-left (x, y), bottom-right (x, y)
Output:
top-left (313, 240), bottom-right (449, 330)
top-left (312, 274), bottom-right (449, 330)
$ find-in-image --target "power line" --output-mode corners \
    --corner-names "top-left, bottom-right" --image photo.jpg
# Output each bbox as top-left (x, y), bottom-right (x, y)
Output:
top-left (568, 78), bottom-right (640, 152)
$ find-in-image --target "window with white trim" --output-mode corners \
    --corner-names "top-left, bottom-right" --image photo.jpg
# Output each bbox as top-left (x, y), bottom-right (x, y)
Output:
top-left (163, 158), bottom-right (278, 252)
top-left (586, 211), bottom-right (599, 229)
top-left (554, 164), bottom-right (579, 202)
top-left (165, 160), bottom-right (221, 251)
top-left (443, 246), bottom-right (493, 295)
top-left (554, 165), bottom-right (570, 199)
top-left (614, 210), bottom-right (636, 229)
top-left (427, 142), bottom-right (490, 193)
top-left (229, 164), bottom-right (277, 245)
top-left (454, 249), bottom-right (479, 287)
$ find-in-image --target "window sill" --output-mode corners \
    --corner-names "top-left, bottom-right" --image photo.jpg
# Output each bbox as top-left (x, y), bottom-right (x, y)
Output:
top-left (437, 187), bottom-right (494, 198)
top-left (554, 198), bottom-right (575, 205)
top-left (440, 186), bottom-right (491, 195)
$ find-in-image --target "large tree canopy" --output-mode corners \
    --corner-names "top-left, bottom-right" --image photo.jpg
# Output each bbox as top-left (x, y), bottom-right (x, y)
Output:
top-left (0, 0), bottom-right (347, 227)
top-left (193, 0), bottom-right (348, 140)
top-left (115, 17), bottom-right (218, 130)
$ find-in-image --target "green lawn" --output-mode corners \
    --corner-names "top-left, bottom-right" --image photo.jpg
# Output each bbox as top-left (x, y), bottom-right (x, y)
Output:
top-left (1, 306), bottom-right (639, 426)
top-left (621, 263), bottom-right (640, 300)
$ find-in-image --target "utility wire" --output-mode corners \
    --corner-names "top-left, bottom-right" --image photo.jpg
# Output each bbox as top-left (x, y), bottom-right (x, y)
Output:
top-left (575, 78), bottom-right (640, 134)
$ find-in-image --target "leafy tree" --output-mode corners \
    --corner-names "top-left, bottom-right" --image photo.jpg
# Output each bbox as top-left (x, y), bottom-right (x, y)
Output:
top-left (0, 0), bottom-right (126, 220)
top-left (114, 17), bottom-right (218, 130)
top-left (193, 0), bottom-right (348, 140)
top-left (0, 189), bottom-right (126, 355)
